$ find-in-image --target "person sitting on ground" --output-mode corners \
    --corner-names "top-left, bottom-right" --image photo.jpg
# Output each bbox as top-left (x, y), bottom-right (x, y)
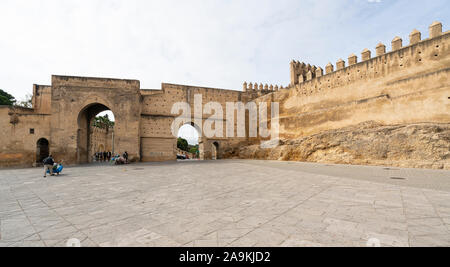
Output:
top-left (115, 155), bottom-right (126, 165)
top-left (52, 163), bottom-right (63, 175)
top-left (43, 155), bottom-right (55, 178)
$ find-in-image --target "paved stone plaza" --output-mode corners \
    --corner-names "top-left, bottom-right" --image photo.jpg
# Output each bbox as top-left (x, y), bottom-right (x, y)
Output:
top-left (1, 160), bottom-right (449, 247)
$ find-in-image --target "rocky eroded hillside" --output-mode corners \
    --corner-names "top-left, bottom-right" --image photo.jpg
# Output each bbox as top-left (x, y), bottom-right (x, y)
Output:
top-left (223, 122), bottom-right (450, 170)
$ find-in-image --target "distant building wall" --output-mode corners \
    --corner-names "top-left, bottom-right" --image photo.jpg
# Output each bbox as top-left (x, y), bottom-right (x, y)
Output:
top-left (90, 126), bottom-right (113, 154)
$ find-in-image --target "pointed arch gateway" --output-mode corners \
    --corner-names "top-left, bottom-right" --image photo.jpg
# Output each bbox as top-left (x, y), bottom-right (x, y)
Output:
top-left (176, 122), bottom-right (222, 161)
top-left (177, 122), bottom-right (203, 160)
top-left (36, 138), bottom-right (50, 164)
top-left (77, 103), bottom-right (115, 164)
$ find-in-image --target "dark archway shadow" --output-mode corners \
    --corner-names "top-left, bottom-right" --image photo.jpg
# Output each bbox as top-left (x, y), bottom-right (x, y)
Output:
top-left (77, 103), bottom-right (115, 165)
top-left (212, 141), bottom-right (219, 160)
top-left (36, 138), bottom-right (49, 165)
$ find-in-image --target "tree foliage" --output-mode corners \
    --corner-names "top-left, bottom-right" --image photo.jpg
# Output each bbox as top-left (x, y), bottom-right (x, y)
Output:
top-left (177, 138), bottom-right (189, 152)
top-left (93, 114), bottom-right (115, 129)
top-left (189, 145), bottom-right (199, 155)
top-left (0, 89), bottom-right (16, 106)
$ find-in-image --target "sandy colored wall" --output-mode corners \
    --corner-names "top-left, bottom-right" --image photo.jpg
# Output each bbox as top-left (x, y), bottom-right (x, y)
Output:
top-left (32, 85), bottom-right (52, 115)
top-left (0, 106), bottom-right (51, 167)
top-left (225, 23), bottom-right (450, 169)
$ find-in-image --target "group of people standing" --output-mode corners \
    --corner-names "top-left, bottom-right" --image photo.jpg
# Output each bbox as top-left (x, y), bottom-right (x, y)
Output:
top-left (94, 151), bottom-right (112, 162)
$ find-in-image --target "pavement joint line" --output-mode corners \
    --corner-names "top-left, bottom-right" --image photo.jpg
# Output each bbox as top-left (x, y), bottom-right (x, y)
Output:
top-left (13, 194), bottom-right (45, 247)
top-left (400, 188), bottom-right (412, 247)
top-left (27, 187), bottom-right (100, 247)
top-left (421, 190), bottom-right (450, 234)
top-left (1, 160), bottom-right (449, 247)
top-left (229, 184), bottom-right (336, 246)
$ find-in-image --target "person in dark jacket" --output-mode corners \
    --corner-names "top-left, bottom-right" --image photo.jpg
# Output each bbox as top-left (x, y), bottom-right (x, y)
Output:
top-left (43, 155), bottom-right (55, 178)
top-left (123, 152), bottom-right (129, 163)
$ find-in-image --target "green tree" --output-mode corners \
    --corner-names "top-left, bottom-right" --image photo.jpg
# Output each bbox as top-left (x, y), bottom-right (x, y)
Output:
top-left (177, 138), bottom-right (189, 152)
top-left (93, 114), bottom-right (115, 129)
top-left (189, 146), bottom-right (199, 155)
top-left (0, 89), bottom-right (16, 106)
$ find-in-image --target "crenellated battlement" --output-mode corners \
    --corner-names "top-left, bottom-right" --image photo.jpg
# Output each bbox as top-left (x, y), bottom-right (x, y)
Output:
top-left (288, 21), bottom-right (449, 97)
top-left (242, 82), bottom-right (286, 93)
top-left (289, 61), bottom-right (321, 86)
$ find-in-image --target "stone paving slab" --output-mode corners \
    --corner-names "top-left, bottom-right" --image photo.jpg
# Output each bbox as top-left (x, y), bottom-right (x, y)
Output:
top-left (0, 160), bottom-right (449, 247)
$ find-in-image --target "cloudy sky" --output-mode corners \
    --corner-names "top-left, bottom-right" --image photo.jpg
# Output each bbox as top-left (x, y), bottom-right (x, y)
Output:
top-left (0, 0), bottom-right (448, 104)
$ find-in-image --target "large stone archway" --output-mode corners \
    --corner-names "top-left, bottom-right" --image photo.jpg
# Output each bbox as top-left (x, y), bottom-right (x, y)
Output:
top-left (77, 103), bottom-right (113, 164)
top-left (180, 122), bottom-right (204, 159)
top-left (49, 76), bottom-right (142, 165)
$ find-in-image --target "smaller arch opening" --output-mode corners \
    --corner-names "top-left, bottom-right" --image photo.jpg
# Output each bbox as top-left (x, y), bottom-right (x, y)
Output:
top-left (212, 142), bottom-right (219, 160)
top-left (177, 123), bottom-right (201, 160)
top-left (36, 138), bottom-right (49, 164)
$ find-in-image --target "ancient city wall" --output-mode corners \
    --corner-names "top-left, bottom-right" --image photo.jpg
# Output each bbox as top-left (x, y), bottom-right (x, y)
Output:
top-left (253, 22), bottom-right (450, 139)
top-left (1, 22), bottom-right (448, 169)
top-left (1, 76), bottom-right (254, 167)
top-left (233, 22), bottom-right (450, 169)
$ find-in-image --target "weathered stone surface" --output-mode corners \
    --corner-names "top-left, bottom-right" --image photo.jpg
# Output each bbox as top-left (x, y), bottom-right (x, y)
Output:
top-left (226, 122), bottom-right (450, 170)
top-left (1, 160), bottom-right (449, 247)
